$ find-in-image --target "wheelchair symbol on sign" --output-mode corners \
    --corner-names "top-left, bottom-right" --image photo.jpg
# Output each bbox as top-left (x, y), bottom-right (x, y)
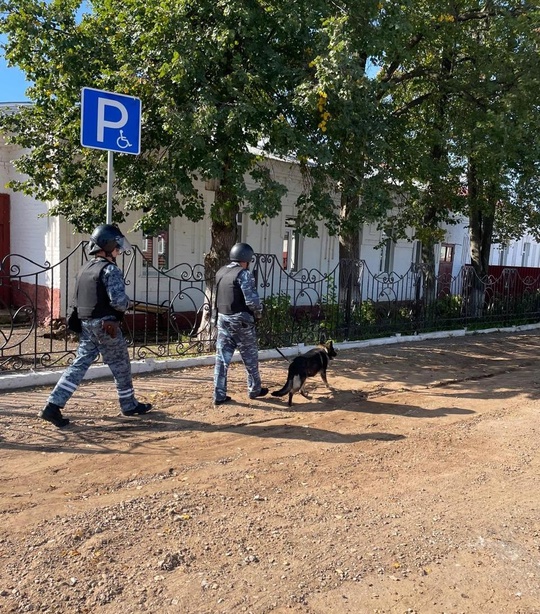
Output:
top-left (116, 130), bottom-right (132, 149)
top-left (81, 88), bottom-right (141, 154)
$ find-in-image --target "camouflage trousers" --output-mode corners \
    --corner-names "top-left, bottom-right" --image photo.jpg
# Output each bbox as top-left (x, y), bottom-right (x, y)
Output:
top-left (48, 319), bottom-right (138, 412)
top-left (213, 314), bottom-right (262, 402)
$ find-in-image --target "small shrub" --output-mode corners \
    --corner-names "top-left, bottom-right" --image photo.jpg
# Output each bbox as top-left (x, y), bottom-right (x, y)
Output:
top-left (258, 293), bottom-right (295, 348)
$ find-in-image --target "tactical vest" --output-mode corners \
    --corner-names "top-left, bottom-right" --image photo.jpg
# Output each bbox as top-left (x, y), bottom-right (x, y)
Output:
top-left (76, 258), bottom-right (124, 320)
top-left (215, 265), bottom-right (251, 315)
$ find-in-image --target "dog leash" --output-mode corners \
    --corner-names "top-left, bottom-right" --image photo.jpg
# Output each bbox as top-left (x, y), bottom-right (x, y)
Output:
top-left (275, 346), bottom-right (291, 363)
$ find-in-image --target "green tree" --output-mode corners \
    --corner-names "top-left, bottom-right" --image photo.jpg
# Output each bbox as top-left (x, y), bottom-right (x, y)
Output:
top-left (0, 0), bottom-right (330, 276)
top-left (286, 1), bottom-right (395, 254)
top-left (282, 1), bottom-right (396, 311)
top-left (377, 0), bottom-right (540, 293)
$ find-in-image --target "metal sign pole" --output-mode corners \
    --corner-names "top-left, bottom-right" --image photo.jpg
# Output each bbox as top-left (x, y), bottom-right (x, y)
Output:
top-left (80, 87), bottom-right (142, 225)
top-left (106, 150), bottom-right (114, 224)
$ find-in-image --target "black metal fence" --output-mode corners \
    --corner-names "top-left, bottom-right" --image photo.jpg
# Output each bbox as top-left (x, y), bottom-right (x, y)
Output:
top-left (1, 241), bottom-right (540, 372)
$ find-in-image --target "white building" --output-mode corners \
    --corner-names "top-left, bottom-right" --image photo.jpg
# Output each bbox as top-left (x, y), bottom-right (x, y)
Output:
top-left (2, 117), bottom-right (540, 316)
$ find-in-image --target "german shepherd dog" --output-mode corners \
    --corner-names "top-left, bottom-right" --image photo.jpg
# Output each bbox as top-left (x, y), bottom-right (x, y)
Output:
top-left (271, 340), bottom-right (337, 407)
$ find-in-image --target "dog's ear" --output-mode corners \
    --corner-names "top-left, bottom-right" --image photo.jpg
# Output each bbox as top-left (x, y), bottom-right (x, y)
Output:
top-left (326, 339), bottom-right (337, 356)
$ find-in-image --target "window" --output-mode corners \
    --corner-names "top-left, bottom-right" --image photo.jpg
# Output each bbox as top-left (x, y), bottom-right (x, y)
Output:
top-left (439, 244), bottom-right (454, 263)
top-left (412, 240), bottom-right (422, 266)
top-left (236, 212), bottom-right (244, 242)
top-left (380, 231), bottom-right (395, 273)
top-left (142, 230), bottom-right (169, 270)
top-left (521, 243), bottom-right (531, 267)
top-left (236, 211), bottom-right (247, 243)
top-left (282, 217), bottom-right (301, 272)
top-left (498, 245), bottom-right (509, 266)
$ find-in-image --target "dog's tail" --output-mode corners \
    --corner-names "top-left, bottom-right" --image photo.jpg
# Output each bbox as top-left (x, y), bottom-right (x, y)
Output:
top-left (271, 377), bottom-right (293, 397)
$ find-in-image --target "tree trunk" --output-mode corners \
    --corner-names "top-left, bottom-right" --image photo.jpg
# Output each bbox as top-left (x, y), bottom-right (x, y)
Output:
top-left (419, 53), bottom-right (452, 305)
top-left (467, 161), bottom-right (495, 317)
top-left (420, 205), bottom-right (438, 304)
top-left (338, 192), bottom-right (360, 262)
top-left (198, 179), bottom-right (239, 345)
top-left (204, 186), bottom-right (239, 283)
top-left (338, 192), bottom-right (361, 335)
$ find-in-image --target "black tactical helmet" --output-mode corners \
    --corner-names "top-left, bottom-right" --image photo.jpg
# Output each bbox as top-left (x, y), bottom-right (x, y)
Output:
top-left (229, 242), bottom-right (254, 263)
top-left (88, 224), bottom-right (128, 255)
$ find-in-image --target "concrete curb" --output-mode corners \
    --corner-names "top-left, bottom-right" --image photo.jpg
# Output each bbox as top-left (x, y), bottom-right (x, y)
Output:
top-left (1, 322), bottom-right (539, 391)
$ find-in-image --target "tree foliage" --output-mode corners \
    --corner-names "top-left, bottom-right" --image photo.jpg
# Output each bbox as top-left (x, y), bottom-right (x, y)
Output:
top-left (0, 1), bottom-right (330, 242)
top-left (376, 0), bottom-right (540, 276)
top-left (287, 0), bottom-right (396, 248)
top-left (1, 0), bottom-right (539, 276)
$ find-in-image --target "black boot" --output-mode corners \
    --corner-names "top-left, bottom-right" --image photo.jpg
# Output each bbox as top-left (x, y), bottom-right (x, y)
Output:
top-left (122, 402), bottom-right (153, 416)
top-left (40, 403), bottom-right (70, 428)
top-left (249, 387), bottom-right (269, 399)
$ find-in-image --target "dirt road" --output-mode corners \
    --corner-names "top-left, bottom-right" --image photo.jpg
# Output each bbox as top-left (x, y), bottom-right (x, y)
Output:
top-left (1, 330), bottom-right (540, 613)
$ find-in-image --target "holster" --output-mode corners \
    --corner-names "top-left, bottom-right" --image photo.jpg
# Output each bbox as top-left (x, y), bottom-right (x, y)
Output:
top-left (101, 320), bottom-right (120, 339)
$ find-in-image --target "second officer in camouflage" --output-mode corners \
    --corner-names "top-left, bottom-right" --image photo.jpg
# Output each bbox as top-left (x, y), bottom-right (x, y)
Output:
top-left (213, 243), bottom-right (268, 405)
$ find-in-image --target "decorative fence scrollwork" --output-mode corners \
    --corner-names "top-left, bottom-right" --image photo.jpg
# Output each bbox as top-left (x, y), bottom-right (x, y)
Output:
top-left (1, 243), bottom-right (540, 372)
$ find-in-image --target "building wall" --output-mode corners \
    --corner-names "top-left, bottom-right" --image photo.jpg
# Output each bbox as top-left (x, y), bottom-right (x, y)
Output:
top-left (4, 137), bottom-right (540, 300)
top-left (0, 141), bottom-right (53, 276)
top-left (443, 221), bottom-right (540, 276)
top-left (0, 140), bottom-right (64, 319)
top-left (127, 157), bottom-right (341, 274)
top-left (0, 139), bottom-right (450, 280)
top-left (490, 235), bottom-right (540, 269)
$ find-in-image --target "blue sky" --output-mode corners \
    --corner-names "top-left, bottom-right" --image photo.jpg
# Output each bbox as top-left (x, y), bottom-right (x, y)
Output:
top-left (1, 1), bottom-right (92, 103)
top-left (1, 35), bottom-right (31, 102)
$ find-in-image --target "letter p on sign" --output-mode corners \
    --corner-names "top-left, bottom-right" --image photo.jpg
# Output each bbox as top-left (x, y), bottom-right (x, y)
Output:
top-left (81, 87), bottom-right (141, 155)
top-left (97, 98), bottom-right (128, 142)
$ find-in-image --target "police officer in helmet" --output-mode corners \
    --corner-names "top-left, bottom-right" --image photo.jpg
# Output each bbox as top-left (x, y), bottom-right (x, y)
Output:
top-left (40, 224), bottom-right (152, 427)
top-left (213, 242), bottom-right (268, 405)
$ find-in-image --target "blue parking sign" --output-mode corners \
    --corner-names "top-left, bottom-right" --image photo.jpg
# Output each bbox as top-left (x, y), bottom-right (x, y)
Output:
top-left (81, 87), bottom-right (141, 155)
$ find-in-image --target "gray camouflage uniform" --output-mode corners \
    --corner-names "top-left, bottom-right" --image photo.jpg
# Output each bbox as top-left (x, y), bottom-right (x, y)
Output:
top-left (213, 263), bottom-right (263, 402)
top-left (47, 262), bottom-right (140, 413)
